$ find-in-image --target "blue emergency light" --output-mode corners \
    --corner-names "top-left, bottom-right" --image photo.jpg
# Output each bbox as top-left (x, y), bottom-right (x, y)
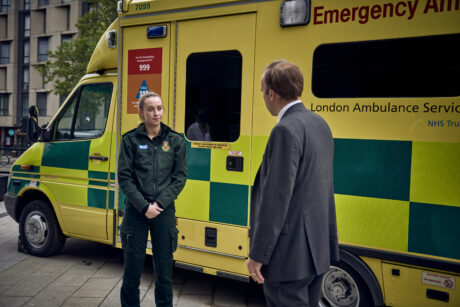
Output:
top-left (147, 25), bottom-right (167, 38)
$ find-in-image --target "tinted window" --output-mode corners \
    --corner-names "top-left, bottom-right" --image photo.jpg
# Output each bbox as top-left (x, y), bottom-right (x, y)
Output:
top-left (312, 34), bottom-right (460, 98)
top-left (54, 83), bottom-right (113, 140)
top-left (185, 50), bottom-right (242, 142)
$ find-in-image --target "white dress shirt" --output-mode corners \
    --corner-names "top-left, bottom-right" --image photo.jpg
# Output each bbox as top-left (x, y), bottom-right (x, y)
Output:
top-left (277, 100), bottom-right (302, 123)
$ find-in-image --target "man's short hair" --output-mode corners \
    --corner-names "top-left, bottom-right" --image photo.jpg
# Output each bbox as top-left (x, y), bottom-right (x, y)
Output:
top-left (263, 60), bottom-right (303, 101)
top-left (138, 92), bottom-right (161, 110)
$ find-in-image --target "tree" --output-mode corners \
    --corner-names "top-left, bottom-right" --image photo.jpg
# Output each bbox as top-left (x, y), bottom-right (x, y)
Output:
top-left (37, 0), bottom-right (117, 96)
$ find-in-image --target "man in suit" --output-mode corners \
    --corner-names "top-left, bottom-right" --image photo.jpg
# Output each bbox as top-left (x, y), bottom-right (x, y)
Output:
top-left (247, 60), bottom-right (339, 306)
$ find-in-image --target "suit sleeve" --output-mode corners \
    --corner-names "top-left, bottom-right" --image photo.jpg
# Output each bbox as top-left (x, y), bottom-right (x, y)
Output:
top-left (329, 183), bottom-right (340, 263)
top-left (249, 125), bottom-right (300, 265)
top-left (156, 136), bottom-right (187, 209)
top-left (117, 136), bottom-right (149, 214)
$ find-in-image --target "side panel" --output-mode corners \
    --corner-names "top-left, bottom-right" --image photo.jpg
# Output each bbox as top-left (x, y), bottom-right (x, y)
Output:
top-left (121, 23), bottom-right (171, 132)
top-left (251, 0), bottom-right (460, 261)
top-left (115, 23), bottom-right (171, 245)
top-left (174, 13), bottom-right (256, 269)
top-left (382, 263), bottom-right (459, 306)
top-left (40, 77), bottom-right (116, 240)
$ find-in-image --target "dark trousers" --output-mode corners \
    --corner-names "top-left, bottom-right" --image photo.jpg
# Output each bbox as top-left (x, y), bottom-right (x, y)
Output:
top-left (120, 206), bottom-right (178, 307)
top-left (263, 274), bottom-right (325, 307)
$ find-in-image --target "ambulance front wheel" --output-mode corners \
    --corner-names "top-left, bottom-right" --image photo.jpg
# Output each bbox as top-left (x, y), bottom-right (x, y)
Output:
top-left (19, 200), bottom-right (66, 257)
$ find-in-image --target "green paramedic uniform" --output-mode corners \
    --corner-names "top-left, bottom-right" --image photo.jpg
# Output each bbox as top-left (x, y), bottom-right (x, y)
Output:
top-left (118, 122), bottom-right (187, 307)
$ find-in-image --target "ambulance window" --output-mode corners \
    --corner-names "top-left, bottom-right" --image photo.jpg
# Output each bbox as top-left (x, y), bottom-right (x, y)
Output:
top-left (312, 34), bottom-right (460, 98)
top-left (54, 83), bottom-right (113, 140)
top-left (185, 50), bottom-right (242, 142)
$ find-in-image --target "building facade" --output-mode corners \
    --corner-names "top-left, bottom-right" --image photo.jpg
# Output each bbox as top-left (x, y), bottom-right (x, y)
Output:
top-left (0, 0), bottom-right (87, 149)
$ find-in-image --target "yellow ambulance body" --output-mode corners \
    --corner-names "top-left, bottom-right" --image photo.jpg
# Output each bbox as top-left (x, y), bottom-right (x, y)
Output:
top-left (4, 0), bottom-right (460, 306)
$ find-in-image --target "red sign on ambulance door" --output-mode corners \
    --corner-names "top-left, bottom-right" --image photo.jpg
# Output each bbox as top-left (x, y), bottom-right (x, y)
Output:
top-left (127, 48), bottom-right (162, 114)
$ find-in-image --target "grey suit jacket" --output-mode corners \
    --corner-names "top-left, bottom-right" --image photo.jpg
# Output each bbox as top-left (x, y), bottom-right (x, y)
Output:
top-left (249, 103), bottom-right (340, 282)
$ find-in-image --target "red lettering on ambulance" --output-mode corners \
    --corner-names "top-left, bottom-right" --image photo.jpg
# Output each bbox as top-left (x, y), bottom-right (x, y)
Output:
top-left (358, 6), bottom-right (370, 24)
top-left (425, 0), bottom-right (439, 13)
top-left (324, 9), bottom-right (340, 23)
top-left (396, 1), bottom-right (407, 16)
top-left (371, 5), bottom-right (383, 19)
top-left (341, 8), bottom-right (351, 22)
top-left (352, 6), bottom-right (359, 21)
top-left (407, 0), bottom-right (418, 19)
top-left (313, 6), bottom-right (324, 24)
top-left (383, 3), bottom-right (395, 17)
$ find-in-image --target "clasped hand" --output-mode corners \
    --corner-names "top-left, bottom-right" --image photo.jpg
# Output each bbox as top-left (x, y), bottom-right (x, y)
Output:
top-left (145, 202), bottom-right (163, 219)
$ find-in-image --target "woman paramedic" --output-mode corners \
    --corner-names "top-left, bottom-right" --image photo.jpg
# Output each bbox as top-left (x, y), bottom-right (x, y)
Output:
top-left (117, 92), bottom-right (187, 307)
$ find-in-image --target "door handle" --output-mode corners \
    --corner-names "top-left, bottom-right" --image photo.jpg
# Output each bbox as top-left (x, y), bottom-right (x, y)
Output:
top-left (89, 155), bottom-right (108, 161)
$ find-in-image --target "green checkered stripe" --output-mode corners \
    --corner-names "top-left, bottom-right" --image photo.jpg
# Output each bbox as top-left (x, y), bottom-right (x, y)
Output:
top-left (181, 141), bottom-right (249, 226)
top-left (9, 142), bottom-right (116, 210)
top-left (8, 165), bottom-right (41, 195)
top-left (333, 139), bottom-right (460, 260)
top-left (87, 171), bottom-right (116, 210)
top-left (42, 141), bottom-right (115, 209)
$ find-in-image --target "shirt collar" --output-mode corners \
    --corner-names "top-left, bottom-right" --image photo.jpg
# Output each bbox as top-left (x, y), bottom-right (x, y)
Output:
top-left (277, 100), bottom-right (302, 123)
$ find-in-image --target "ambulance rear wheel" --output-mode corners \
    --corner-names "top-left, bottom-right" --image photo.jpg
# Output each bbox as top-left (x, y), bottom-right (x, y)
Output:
top-left (19, 200), bottom-right (66, 257)
top-left (319, 263), bottom-right (371, 307)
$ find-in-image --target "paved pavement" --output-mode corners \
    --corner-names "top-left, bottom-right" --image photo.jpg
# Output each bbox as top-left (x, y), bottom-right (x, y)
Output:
top-left (0, 201), bottom-right (266, 307)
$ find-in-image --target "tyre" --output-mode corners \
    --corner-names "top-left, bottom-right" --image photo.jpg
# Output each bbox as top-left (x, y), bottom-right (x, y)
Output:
top-left (19, 200), bottom-right (66, 257)
top-left (319, 262), bottom-right (372, 307)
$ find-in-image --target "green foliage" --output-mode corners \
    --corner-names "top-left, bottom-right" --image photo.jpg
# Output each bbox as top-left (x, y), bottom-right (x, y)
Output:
top-left (37, 0), bottom-right (117, 96)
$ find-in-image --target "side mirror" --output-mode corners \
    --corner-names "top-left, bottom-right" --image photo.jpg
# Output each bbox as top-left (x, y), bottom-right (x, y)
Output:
top-left (40, 123), bottom-right (54, 142)
top-left (40, 128), bottom-right (50, 142)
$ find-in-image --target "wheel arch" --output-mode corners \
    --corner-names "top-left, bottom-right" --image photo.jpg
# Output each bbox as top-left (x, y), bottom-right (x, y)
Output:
top-left (17, 186), bottom-right (64, 233)
top-left (337, 248), bottom-right (385, 307)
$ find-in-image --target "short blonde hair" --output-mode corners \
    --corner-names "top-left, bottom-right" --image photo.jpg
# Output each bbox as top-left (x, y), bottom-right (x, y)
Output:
top-left (138, 92), bottom-right (161, 110)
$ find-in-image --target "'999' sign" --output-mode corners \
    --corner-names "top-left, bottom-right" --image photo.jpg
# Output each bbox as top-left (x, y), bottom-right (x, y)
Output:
top-left (128, 48), bottom-right (162, 75)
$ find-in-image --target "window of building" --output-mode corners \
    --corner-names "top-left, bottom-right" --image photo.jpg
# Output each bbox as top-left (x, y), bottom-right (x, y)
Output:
top-left (185, 50), bottom-right (242, 142)
top-left (23, 67), bottom-right (29, 90)
top-left (37, 92), bottom-right (47, 116)
top-left (312, 34), bottom-right (460, 98)
top-left (24, 14), bottom-right (30, 37)
top-left (24, 0), bottom-right (30, 10)
top-left (0, 94), bottom-right (8, 116)
top-left (61, 34), bottom-right (72, 45)
top-left (1, 0), bottom-right (10, 12)
top-left (39, 0), bottom-right (49, 6)
top-left (0, 15), bottom-right (7, 38)
top-left (0, 67), bottom-right (5, 89)
top-left (82, 2), bottom-right (91, 15)
top-left (22, 94), bottom-right (29, 116)
top-left (65, 6), bottom-right (70, 30)
top-left (0, 41), bottom-right (10, 64)
top-left (54, 83), bottom-right (113, 140)
top-left (38, 37), bottom-right (49, 62)
top-left (23, 40), bottom-right (29, 64)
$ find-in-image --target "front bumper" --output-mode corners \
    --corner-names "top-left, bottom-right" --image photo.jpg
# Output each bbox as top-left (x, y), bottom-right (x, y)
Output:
top-left (4, 193), bottom-right (19, 222)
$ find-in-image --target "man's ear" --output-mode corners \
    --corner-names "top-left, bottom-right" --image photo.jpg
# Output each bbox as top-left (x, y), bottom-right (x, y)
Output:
top-left (269, 89), bottom-right (277, 101)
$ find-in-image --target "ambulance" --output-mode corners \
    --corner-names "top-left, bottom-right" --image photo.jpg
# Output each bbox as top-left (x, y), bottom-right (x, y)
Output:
top-left (4, 0), bottom-right (460, 306)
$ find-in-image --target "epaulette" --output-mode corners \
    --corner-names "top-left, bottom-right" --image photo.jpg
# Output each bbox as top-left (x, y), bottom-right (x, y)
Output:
top-left (122, 127), bottom-right (137, 137)
top-left (170, 129), bottom-right (184, 137)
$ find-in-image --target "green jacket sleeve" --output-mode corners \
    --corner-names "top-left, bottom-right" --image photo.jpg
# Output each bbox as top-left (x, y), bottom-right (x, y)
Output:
top-left (156, 136), bottom-right (187, 209)
top-left (117, 135), bottom-right (149, 214)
